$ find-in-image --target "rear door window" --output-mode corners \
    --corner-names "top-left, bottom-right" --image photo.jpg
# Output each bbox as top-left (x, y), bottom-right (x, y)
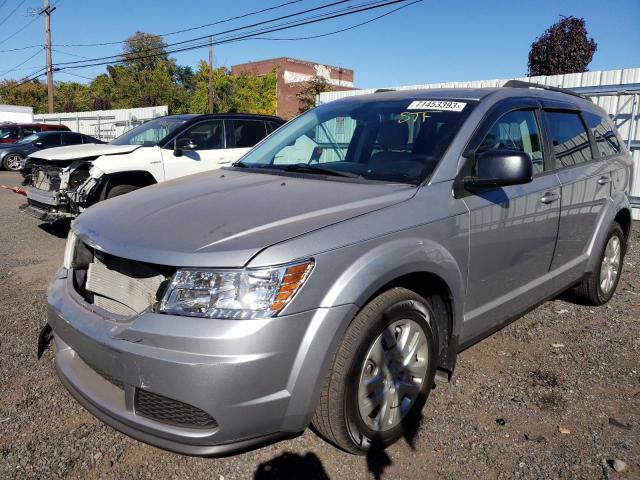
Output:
top-left (40, 133), bottom-right (62, 147)
top-left (544, 111), bottom-right (592, 167)
top-left (583, 111), bottom-right (621, 158)
top-left (227, 119), bottom-right (268, 148)
top-left (61, 133), bottom-right (83, 145)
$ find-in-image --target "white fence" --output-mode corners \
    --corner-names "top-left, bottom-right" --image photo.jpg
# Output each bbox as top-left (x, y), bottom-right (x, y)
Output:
top-left (34, 105), bottom-right (168, 142)
top-left (318, 68), bottom-right (640, 219)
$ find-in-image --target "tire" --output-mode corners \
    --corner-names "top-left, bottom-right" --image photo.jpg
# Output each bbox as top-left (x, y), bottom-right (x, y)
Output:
top-left (574, 223), bottom-right (626, 305)
top-left (106, 184), bottom-right (138, 199)
top-left (3, 153), bottom-right (24, 171)
top-left (312, 287), bottom-right (439, 454)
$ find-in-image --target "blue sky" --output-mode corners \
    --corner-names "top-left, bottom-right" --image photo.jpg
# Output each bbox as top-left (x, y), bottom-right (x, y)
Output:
top-left (1, 0), bottom-right (639, 88)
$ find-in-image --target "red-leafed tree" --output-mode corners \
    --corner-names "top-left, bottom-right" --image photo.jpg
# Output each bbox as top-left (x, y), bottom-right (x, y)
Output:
top-left (528, 16), bottom-right (597, 76)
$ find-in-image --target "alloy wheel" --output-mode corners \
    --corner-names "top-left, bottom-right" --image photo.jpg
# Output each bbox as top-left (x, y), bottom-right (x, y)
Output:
top-left (357, 318), bottom-right (429, 432)
top-left (600, 235), bottom-right (621, 295)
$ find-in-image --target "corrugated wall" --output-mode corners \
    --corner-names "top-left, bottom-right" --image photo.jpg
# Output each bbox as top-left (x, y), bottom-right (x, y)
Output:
top-left (34, 106), bottom-right (168, 141)
top-left (318, 68), bottom-right (640, 219)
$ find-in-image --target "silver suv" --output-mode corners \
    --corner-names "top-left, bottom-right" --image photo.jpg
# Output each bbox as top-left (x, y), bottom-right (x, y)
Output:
top-left (43, 82), bottom-right (633, 456)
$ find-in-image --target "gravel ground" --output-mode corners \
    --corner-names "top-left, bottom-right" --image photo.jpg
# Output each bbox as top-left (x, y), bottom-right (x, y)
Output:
top-left (0, 170), bottom-right (638, 479)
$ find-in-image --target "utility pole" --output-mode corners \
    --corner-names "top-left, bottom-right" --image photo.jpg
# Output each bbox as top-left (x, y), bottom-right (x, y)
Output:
top-left (41, 0), bottom-right (56, 113)
top-left (208, 36), bottom-right (214, 114)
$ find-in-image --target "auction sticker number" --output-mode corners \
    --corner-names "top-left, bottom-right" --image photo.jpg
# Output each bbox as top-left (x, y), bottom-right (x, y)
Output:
top-left (407, 100), bottom-right (467, 111)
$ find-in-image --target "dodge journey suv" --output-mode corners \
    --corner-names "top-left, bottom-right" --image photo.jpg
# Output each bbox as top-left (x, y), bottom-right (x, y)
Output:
top-left (43, 81), bottom-right (633, 455)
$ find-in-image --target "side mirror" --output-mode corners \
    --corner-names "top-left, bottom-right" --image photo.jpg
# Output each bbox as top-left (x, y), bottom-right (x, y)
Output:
top-left (464, 149), bottom-right (533, 190)
top-left (34, 141), bottom-right (44, 148)
top-left (174, 137), bottom-right (197, 157)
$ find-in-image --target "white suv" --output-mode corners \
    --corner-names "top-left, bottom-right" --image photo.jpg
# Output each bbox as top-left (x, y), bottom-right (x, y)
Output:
top-left (21, 113), bottom-right (284, 222)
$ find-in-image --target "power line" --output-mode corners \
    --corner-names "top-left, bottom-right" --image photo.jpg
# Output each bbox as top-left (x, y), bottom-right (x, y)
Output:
top-left (0, 0), bottom-right (26, 29)
top-left (55, 0), bottom-right (412, 73)
top-left (250, 0), bottom-right (420, 41)
top-left (53, 0), bottom-right (385, 68)
top-left (0, 46), bottom-right (44, 76)
top-left (52, 0), bottom-right (306, 48)
top-left (0, 44), bottom-right (42, 53)
top-left (0, 1), bottom-right (9, 13)
top-left (0, 0), bottom-right (61, 47)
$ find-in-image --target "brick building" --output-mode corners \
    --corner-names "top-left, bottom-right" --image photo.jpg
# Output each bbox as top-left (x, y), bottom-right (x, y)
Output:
top-left (231, 57), bottom-right (354, 119)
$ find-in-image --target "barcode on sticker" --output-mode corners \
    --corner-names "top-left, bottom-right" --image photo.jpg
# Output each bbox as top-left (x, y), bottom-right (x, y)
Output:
top-left (407, 100), bottom-right (467, 111)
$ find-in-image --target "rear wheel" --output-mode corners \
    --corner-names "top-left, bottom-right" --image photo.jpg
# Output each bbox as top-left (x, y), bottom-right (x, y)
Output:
top-left (3, 153), bottom-right (24, 171)
top-left (106, 184), bottom-right (138, 199)
top-left (574, 223), bottom-right (626, 305)
top-left (312, 287), bottom-right (438, 454)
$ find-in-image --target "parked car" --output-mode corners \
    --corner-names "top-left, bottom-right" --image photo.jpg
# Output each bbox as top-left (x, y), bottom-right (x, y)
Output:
top-left (21, 113), bottom-right (285, 222)
top-left (0, 122), bottom-right (70, 144)
top-left (1, 131), bottom-right (103, 171)
top-left (42, 83), bottom-right (632, 456)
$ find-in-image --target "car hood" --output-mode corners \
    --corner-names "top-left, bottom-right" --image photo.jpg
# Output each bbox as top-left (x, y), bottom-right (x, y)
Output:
top-left (73, 168), bottom-right (417, 268)
top-left (28, 143), bottom-right (141, 161)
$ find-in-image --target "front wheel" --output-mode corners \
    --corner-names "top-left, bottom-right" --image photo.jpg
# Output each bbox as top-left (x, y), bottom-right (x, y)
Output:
top-left (106, 184), bottom-right (138, 199)
top-left (312, 288), bottom-right (438, 454)
top-left (3, 153), bottom-right (24, 171)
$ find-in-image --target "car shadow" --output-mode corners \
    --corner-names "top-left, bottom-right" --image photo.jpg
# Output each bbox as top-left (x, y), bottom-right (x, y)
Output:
top-left (254, 452), bottom-right (330, 480)
top-left (38, 220), bottom-right (71, 238)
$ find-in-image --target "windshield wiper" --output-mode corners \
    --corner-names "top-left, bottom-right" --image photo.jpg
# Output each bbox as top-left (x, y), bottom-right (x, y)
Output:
top-left (281, 163), bottom-right (362, 178)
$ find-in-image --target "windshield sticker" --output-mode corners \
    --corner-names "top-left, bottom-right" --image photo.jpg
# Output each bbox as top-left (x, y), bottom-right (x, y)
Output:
top-left (407, 100), bottom-right (467, 111)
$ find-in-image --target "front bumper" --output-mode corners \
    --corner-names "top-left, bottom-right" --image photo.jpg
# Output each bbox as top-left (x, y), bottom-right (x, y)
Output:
top-left (24, 186), bottom-right (74, 222)
top-left (47, 269), bottom-right (356, 456)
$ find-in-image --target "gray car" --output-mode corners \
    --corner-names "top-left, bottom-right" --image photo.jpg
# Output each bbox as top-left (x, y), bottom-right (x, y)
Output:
top-left (43, 82), bottom-right (633, 456)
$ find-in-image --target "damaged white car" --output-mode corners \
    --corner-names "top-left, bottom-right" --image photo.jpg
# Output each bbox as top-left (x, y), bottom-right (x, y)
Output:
top-left (21, 113), bottom-right (284, 222)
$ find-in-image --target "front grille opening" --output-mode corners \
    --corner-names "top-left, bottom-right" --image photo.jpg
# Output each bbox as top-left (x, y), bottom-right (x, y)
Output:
top-left (135, 389), bottom-right (218, 430)
top-left (72, 242), bottom-right (175, 317)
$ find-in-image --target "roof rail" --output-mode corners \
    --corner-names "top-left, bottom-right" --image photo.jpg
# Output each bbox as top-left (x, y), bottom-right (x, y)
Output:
top-left (374, 88), bottom-right (395, 93)
top-left (503, 80), bottom-right (591, 102)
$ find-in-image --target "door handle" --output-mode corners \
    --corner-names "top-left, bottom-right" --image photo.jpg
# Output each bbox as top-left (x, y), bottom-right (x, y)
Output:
top-left (597, 176), bottom-right (610, 185)
top-left (540, 192), bottom-right (559, 204)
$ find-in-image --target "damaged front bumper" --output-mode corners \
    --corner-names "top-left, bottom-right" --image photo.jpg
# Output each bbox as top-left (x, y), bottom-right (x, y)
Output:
top-left (23, 186), bottom-right (75, 222)
top-left (47, 268), bottom-right (357, 456)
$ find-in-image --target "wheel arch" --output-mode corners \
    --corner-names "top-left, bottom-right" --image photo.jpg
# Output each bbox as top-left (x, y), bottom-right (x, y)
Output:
top-left (97, 170), bottom-right (158, 200)
top-left (614, 207), bottom-right (632, 241)
top-left (357, 271), bottom-right (457, 373)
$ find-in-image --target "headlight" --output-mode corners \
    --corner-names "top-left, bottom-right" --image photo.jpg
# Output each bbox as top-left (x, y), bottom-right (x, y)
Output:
top-left (159, 260), bottom-right (314, 319)
top-left (63, 230), bottom-right (78, 269)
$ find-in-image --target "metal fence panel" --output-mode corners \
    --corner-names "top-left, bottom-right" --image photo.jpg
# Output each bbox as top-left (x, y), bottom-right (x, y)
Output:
top-left (34, 106), bottom-right (168, 141)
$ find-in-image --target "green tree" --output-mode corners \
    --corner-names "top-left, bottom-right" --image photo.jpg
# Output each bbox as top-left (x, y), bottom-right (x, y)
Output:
top-left (528, 16), bottom-right (597, 76)
top-left (122, 31), bottom-right (171, 72)
top-left (55, 81), bottom-right (91, 112)
top-left (0, 78), bottom-right (48, 113)
top-left (296, 75), bottom-right (333, 113)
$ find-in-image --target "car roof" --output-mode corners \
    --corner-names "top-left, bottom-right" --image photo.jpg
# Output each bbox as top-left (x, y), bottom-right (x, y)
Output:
top-left (334, 86), bottom-right (594, 110)
top-left (163, 113), bottom-right (285, 122)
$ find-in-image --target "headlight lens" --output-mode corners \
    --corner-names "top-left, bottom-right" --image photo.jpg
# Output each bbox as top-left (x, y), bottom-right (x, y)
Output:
top-left (63, 230), bottom-right (78, 269)
top-left (159, 260), bottom-right (313, 319)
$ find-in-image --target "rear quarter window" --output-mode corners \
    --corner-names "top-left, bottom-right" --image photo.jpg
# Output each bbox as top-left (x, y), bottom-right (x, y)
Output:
top-left (583, 111), bottom-right (621, 158)
top-left (544, 111), bottom-right (592, 167)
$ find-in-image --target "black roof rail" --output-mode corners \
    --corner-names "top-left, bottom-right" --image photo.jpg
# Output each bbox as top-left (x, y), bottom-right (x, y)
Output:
top-left (374, 88), bottom-right (395, 93)
top-left (503, 80), bottom-right (592, 102)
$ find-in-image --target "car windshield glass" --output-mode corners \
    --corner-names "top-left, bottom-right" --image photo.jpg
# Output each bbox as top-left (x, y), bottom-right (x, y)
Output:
top-left (17, 133), bottom-right (39, 144)
top-left (236, 98), bottom-right (475, 184)
top-left (110, 117), bottom-right (188, 146)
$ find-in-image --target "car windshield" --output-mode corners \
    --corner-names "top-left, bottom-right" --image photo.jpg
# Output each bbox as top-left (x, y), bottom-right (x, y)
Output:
top-left (17, 133), bottom-right (39, 144)
top-left (111, 117), bottom-right (188, 146)
top-left (237, 98), bottom-right (475, 184)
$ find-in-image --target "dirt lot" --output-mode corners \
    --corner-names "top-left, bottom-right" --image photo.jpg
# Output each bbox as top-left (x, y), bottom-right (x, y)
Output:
top-left (0, 170), bottom-right (638, 479)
